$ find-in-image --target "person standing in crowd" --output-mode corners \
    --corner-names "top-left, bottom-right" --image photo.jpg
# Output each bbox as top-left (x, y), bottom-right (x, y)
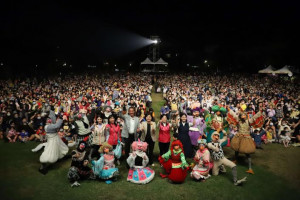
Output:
top-left (106, 115), bottom-right (121, 149)
top-left (74, 110), bottom-right (93, 146)
top-left (89, 116), bottom-right (106, 160)
top-left (160, 103), bottom-right (170, 119)
top-left (177, 113), bottom-right (193, 158)
top-left (140, 113), bottom-right (156, 166)
top-left (158, 114), bottom-right (172, 156)
top-left (119, 106), bottom-right (140, 159)
top-left (187, 107), bottom-right (206, 149)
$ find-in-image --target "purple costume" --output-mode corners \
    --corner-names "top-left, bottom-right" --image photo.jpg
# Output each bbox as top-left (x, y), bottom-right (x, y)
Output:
top-left (187, 115), bottom-right (206, 146)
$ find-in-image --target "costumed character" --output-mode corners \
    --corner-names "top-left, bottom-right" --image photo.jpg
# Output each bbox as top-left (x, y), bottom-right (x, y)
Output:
top-left (74, 111), bottom-right (93, 146)
top-left (91, 141), bottom-right (122, 184)
top-left (127, 140), bottom-right (155, 184)
top-left (206, 105), bottom-right (228, 146)
top-left (227, 105), bottom-right (264, 174)
top-left (38, 111), bottom-right (69, 174)
top-left (67, 140), bottom-right (95, 187)
top-left (187, 107), bottom-right (206, 147)
top-left (208, 131), bottom-right (247, 186)
top-left (191, 139), bottom-right (213, 181)
top-left (159, 140), bottom-right (189, 183)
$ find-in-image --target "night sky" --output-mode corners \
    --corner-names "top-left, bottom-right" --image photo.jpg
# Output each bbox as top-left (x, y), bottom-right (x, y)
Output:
top-left (1, 0), bottom-right (299, 73)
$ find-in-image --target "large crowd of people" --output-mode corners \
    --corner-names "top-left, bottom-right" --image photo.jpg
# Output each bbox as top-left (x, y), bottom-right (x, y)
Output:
top-left (0, 73), bottom-right (299, 186)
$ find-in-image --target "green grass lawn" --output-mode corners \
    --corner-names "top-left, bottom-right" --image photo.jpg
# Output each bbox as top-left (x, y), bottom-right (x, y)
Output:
top-left (0, 92), bottom-right (299, 200)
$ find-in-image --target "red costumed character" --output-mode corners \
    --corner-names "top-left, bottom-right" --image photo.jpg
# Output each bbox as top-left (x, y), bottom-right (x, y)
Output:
top-left (159, 140), bottom-right (189, 183)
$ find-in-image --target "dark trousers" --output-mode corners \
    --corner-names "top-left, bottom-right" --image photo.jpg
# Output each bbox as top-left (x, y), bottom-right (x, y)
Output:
top-left (145, 139), bottom-right (155, 165)
top-left (89, 145), bottom-right (100, 160)
top-left (159, 142), bottom-right (170, 156)
top-left (125, 134), bottom-right (135, 159)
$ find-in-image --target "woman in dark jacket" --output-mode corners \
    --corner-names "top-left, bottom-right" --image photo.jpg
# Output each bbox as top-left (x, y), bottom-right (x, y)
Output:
top-left (177, 113), bottom-right (193, 158)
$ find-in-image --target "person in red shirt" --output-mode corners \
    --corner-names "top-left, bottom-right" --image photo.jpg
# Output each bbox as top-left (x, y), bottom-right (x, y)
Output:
top-left (30, 125), bottom-right (47, 142)
top-left (105, 115), bottom-right (121, 148)
top-left (158, 114), bottom-right (172, 156)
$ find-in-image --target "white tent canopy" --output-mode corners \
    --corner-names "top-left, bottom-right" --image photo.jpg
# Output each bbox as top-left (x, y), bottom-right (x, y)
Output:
top-left (274, 66), bottom-right (293, 76)
top-left (141, 58), bottom-right (155, 65)
top-left (258, 65), bottom-right (275, 74)
top-left (154, 58), bottom-right (168, 65)
top-left (141, 57), bottom-right (168, 65)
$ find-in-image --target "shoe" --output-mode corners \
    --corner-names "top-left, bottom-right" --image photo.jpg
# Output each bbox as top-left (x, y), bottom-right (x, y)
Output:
top-left (246, 169), bottom-right (255, 174)
top-left (151, 164), bottom-right (155, 167)
top-left (160, 173), bottom-right (168, 178)
top-left (38, 168), bottom-right (48, 175)
top-left (234, 177), bottom-right (247, 186)
top-left (71, 181), bottom-right (80, 187)
top-left (117, 160), bottom-right (120, 166)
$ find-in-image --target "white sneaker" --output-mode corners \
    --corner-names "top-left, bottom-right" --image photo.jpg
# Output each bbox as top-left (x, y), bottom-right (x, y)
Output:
top-left (71, 181), bottom-right (80, 187)
top-left (234, 177), bottom-right (247, 186)
top-left (151, 164), bottom-right (155, 167)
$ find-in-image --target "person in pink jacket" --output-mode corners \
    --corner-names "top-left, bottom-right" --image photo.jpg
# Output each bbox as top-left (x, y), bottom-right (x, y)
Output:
top-left (158, 114), bottom-right (172, 155)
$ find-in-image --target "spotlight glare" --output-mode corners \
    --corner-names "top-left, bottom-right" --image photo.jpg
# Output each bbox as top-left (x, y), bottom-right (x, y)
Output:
top-left (153, 40), bottom-right (158, 44)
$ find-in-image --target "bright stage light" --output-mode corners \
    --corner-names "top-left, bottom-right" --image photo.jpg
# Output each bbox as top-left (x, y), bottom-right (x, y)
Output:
top-left (153, 40), bottom-right (158, 44)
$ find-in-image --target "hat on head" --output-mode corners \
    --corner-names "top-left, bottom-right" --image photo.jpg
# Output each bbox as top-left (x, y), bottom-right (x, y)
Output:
top-left (192, 107), bottom-right (201, 113)
top-left (197, 138), bottom-right (207, 145)
top-left (98, 142), bottom-right (113, 153)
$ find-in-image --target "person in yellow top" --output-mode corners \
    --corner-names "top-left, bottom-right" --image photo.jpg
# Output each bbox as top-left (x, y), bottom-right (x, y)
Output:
top-left (290, 108), bottom-right (300, 119)
top-left (170, 100), bottom-right (178, 120)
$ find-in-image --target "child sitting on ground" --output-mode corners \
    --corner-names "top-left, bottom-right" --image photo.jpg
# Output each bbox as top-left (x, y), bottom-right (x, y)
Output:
top-left (6, 123), bottom-right (19, 143)
top-left (251, 128), bottom-right (266, 149)
top-left (32, 125), bottom-right (47, 142)
top-left (280, 127), bottom-right (292, 148)
top-left (19, 129), bottom-right (30, 143)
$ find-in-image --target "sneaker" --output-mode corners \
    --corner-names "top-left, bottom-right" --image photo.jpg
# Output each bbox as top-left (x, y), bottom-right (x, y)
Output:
top-left (234, 177), bottom-right (247, 186)
top-left (151, 164), bottom-right (155, 167)
top-left (71, 181), bottom-right (80, 187)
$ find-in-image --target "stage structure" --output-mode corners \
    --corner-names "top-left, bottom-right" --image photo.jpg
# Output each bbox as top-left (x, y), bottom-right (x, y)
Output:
top-left (141, 36), bottom-right (168, 72)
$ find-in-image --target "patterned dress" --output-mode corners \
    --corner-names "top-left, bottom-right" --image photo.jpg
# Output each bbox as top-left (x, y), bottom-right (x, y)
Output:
top-left (92, 143), bottom-right (122, 180)
top-left (127, 151), bottom-right (155, 184)
top-left (191, 148), bottom-right (213, 180)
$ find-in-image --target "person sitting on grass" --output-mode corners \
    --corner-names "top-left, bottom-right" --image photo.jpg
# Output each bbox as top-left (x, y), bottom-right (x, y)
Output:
top-left (18, 129), bottom-right (30, 143)
top-left (191, 138), bottom-right (213, 182)
top-left (280, 127), bottom-right (292, 148)
top-left (31, 125), bottom-right (47, 142)
top-left (264, 126), bottom-right (275, 144)
top-left (6, 122), bottom-right (19, 143)
top-left (251, 128), bottom-right (266, 149)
